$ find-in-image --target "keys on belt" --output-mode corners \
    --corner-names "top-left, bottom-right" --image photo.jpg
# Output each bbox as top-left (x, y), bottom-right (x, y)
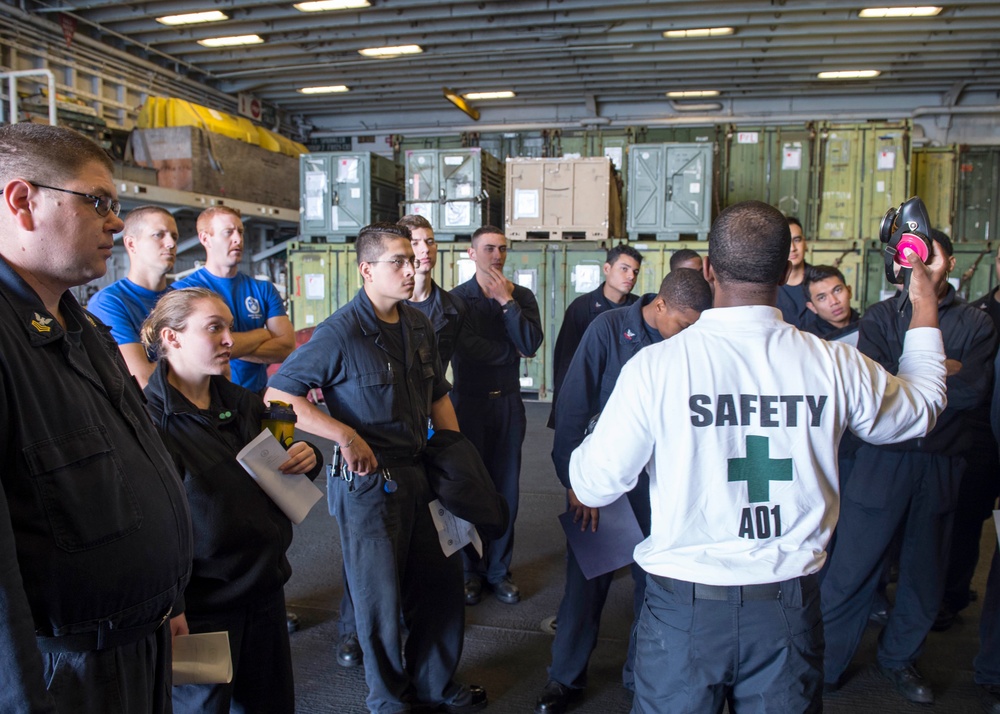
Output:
top-left (330, 444), bottom-right (397, 494)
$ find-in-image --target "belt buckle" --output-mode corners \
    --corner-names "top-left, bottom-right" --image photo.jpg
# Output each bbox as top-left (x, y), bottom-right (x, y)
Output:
top-left (488, 389), bottom-right (502, 399)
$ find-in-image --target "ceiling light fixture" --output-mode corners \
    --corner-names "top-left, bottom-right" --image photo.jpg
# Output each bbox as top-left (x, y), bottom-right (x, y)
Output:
top-left (817, 69), bottom-right (881, 79)
top-left (358, 44), bottom-right (423, 58)
top-left (443, 87), bottom-right (480, 120)
top-left (198, 34), bottom-right (265, 48)
top-left (463, 91), bottom-right (516, 100)
top-left (156, 11), bottom-right (229, 26)
top-left (666, 90), bottom-right (720, 98)
top-left (298, 85), bottom-right (350, 94)
top-left (294, 0), bottom-right (371, 11)
top-left (663, 27), bottom-right (735, 38)
top-left (858, 6), bottom-right (942, 18)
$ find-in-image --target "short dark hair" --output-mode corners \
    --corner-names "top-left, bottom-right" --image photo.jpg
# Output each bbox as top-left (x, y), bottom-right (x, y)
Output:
top-left (398, 214), bottom-right (433, 233)
top-left (669, 249), bottom-right (701, 271)
top-left (802, 264), bottom-right (847, 302)
top-left (606, 244), bottom-right (643, 267)
top-left (707, 201), bottom-right (791, 285)
top-left (787, 216), bottom-right (803, 232)
top-left (471, 225), bottom-right (505, 244)
top-left (123, 205), bottom-right (175, 237)
top-left (0, 123), bottom-right (113, 187)
top-left (356, 222), bottom-right (411, 264)
top-left (657, 268), bottom-right (713, 314)
top-left (929, 228), bottom-right (954, 257)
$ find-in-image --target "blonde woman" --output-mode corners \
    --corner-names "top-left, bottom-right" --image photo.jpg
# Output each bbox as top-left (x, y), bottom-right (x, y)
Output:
top-left (141, 287), bottom-right (320, 714)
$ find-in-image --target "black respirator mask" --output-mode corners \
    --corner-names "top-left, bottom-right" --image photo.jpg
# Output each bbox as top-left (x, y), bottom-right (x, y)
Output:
top-left (879, 196), bottom-right (933, 304)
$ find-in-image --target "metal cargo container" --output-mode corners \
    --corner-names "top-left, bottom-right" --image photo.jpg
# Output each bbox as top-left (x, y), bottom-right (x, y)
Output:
top-left (721, 125), bottom-right (816, 234)
top-left (404, 148), bottom-right (504, 240)
top-left (816, 121), bottom-right (911, 242)
top-left (955, 147), bottom-right (999, 242)
top-left (626, 143), bottom-right (713, 241)
top-left (299, 152), bottom-right (401, 242)
top-left (286, 243), bottom-right (363, 331)
top-left (912, 146), bottom-right (958, 236)
top-left (504, 157), bottom-right (624, 241)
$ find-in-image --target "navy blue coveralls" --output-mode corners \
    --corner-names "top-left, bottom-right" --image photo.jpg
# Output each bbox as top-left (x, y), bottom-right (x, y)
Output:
top-left (338, 280), bottom-right (466, 639)
top-left (777, 276), bottom-right (818, 331)
top-left (269, 288), bottom-right (465, 714)
top-left (547, 283), bottom-right (638, 428)
top-left (548, 295), bottom-right (657, 691)
top-left (0, 255), bottom-right (192, 714)
top-left (976, 349), bottom-right (1000, 687)
top-left (450, 275), bottom-right (544, 586)
top-left (821, 286), bottom-right (997, 683)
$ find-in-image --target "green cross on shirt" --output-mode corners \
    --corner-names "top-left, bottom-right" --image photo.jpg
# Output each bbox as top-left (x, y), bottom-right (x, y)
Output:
top-left (728, 435), bottom-right (792, 503)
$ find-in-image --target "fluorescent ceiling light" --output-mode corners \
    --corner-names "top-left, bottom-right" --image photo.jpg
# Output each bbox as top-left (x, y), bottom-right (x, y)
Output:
top-left (198, 34), bottom-right (264, 48)
top-left (663, 27), bottom-right (735, 38)
top-left (818, 69), bottom-right (881, 79)
top-left (294, 0), bottom-right (371, 11)
top-left (156, 11), bottom-right (229, 26)
top-left (858, 6), bottom-right (942, 18)
top-left (666, 90), bottom-right (720, 98)
top-left (298, 85), bottom-right (350, 94)
top-left (463, 91), bottom-right (516, 100)
top-left (358, 44), bottom-right (423, 58)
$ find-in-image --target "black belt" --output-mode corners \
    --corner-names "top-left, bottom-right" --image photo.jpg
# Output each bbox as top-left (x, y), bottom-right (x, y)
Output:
top-left (379, 453), bottom-right (422, 468)
top-left (651, 575), bottom-right (784, 602)
top-left (36, 610), bottom-right (171, 653)
top-left (455, 385), bottom-right (519, 400)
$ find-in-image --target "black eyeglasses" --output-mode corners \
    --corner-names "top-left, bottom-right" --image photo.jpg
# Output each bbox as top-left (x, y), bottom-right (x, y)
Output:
top-left (32, 182), bottom-right (122, 217)
top-left (368, 257), bottom-right (419, 270)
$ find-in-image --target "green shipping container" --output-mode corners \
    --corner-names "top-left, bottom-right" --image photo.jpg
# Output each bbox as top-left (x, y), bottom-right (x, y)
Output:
top-left (911, 146), bottom-right (958, 236)
top-left (299, 152), bottom-right (401, 242)
top-left (955, 147), bottom-right (1000, 242)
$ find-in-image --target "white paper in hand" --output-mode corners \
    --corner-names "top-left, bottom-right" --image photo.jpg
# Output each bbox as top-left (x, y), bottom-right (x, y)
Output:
top-left (236, 429), bottom-right (322, 524)
top-left (172, 631), bottom-right (233, 685)
top-left (428, 499), bottom-right (482, 558)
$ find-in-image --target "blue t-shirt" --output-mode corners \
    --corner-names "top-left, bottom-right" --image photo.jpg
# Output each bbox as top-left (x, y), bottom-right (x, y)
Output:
top-left (171, 269), bottom-right (286, 393)
top-left (88, 278), bottom-right (167, 346)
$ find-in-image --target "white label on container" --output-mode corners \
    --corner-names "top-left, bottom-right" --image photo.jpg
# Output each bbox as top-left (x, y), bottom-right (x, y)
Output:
top-left (338, 158), bottom-right (359, 183)
top-left (456, 183), bottom-right (472, 198)
top-left (689, 182), bottom-right (701, 194)
top-left (641, 152), bottom-right (650, 159)
top-left (305, 274), bottom-right (325, 301)
top-left (604, 146), bottom-right (623, 170)
top-left (515, 269), bottom-right (537, 293)
top-left (573, 264), bottom-right (601, 293)
top-left (445, 201), bottom-right (470, 227)
top-left (330, 206), bottom-right (339, 231)
top-left (305, 171), bottom-right (326, 194)
top-left (413, 203), bottom-right (433, 218)
top-left (737, 132), bottom-right (759, 144)
top-left (305, 197), bottom-right (324, 221)
top-left (444, 155), bottom-right (464, 165)
top-left (563, 152), bottom-right (582, 159)
top-left (878, 151), bottom-right (896, 170)
top-left (457, 258), bottom-right (476, 284)
top-left (305, 314), bottom-right (315, 326)
top-left (417, 156), bottom-right (426, 164)
top-left (350, 188), bottom-right (361, 199)
top-left (514, 189), bottom-right (540, 219)
top-left (876, 180), bottom-right (886, 193)
top-left (519, 376), bottom-right (534, 388)
top-left (782, 146), bottom-right (802, 171)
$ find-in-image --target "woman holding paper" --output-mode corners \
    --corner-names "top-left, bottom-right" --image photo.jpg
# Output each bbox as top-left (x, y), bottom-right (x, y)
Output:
top-left (141, 287), bottom-right (321, 714)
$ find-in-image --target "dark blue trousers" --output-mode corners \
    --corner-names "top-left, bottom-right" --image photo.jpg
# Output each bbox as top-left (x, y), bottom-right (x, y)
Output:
top-left (40, 624), bottom-right (171, 714)
top-left (173, 589), bottom-right (293, 714)
top-left (548, 476), bottom-right (651, 691)
top-left (451, 392), bottom-right (526, 584)
top-left (329, 464), bottom-right (465, 713)
top-left (821, 448), bottom-right (962, 682)
top-left (632, 574), bottom-right (823, 713)
top-left (976, 546), bottom-right (1000, 685)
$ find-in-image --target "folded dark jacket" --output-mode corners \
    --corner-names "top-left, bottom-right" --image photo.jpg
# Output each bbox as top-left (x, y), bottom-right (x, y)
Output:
top-left (423, 429), bottom-right (510, 540)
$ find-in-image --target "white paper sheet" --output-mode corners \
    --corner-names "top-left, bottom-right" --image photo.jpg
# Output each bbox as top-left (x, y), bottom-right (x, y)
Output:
top-left (429, 499), bottom-right (483, 558)
top-left (172, 631), bottom-right (233, 685)
top-left (236, 430), bottom-right (323, 525)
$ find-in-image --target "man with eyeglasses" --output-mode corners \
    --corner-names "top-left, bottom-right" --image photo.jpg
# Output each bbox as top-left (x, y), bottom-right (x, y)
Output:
top-left (334, 214), bottom-right (466, 670)
top-left (88, 205), bottom-right (178, 388)
top-left (172, 206), bottom-right (294, 394)
top-left (450, 225), bottom-right (544, 606)
top-left (266, 223), bottom-right (487, 714)
top-left (777, 216), bottom-right (817, 331)
top-left (0, 123), bottom-right (191, 713)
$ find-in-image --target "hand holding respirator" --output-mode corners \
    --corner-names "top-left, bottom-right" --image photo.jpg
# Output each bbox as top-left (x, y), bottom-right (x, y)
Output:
top-left (879, 196), bottom-right (933, 286)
